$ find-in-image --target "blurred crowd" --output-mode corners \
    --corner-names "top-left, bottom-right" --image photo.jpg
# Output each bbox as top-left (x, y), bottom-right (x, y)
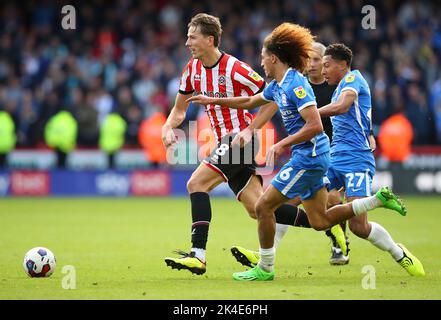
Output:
top-left (1, 0), bottom-right (441, 150)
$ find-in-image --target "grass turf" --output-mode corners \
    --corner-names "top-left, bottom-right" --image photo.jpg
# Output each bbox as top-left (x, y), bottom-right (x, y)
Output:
top-left (1, 196), bottom-right (440, 300)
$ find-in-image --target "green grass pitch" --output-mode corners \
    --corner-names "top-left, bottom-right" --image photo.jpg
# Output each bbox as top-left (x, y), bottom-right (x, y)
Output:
top-left (1, 196), bottom-right (440, 300)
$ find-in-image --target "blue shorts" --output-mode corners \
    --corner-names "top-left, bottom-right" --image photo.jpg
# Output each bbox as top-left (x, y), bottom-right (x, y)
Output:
top-left (327, 151), bottom-right (376, 197)
top-left (271, 152), bottom-right (330, 200)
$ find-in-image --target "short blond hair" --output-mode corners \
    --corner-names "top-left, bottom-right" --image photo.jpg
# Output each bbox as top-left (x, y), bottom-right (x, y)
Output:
top-left (312, 42), bottom-right (326, 57)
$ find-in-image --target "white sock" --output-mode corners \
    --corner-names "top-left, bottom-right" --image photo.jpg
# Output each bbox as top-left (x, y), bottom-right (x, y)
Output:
top-left (352, 196), bottom-right (382, 216)
top-left (367, 222), bottom-right (404, 261)
top-left (191, 248), bottom-right (206, 262)
top-left (258, 247), bottom-right (275, 272)
top-left (274, 223), bottom-right (289, 248)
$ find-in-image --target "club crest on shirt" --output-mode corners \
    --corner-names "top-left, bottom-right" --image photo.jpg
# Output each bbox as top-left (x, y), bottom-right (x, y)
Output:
top-left (218, 75), bottom-right (226, 85)
top-left (345, 74), bottom-right (355, 83)
top-left (294, 86), bottom-right (306, 99)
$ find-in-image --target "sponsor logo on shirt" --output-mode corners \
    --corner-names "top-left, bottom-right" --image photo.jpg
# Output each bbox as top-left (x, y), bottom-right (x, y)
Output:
top-left (196, 91), bottom-right (227, 98)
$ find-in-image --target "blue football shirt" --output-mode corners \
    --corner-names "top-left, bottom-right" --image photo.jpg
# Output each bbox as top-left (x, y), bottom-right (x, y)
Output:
top-left (330, 70), bottom-right (373, 154)
top-left (262, 68), bottom-right (330, 157)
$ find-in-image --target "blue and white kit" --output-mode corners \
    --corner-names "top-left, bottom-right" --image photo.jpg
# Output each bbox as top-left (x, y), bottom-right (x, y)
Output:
top-left (327, 70), bottom-right (375, 197)
top-left (261, 68), bottom-right (330, 200)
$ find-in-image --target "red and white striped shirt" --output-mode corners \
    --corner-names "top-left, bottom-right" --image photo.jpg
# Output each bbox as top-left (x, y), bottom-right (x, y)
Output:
top-left (179, 52), bottom-right (265, 143)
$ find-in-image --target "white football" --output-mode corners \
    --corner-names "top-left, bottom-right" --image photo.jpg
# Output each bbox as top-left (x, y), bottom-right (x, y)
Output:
top-left (23, 247), bottom-right (56, 278)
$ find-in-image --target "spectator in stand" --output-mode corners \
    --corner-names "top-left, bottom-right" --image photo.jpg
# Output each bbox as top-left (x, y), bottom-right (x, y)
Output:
top-left (378, 108), bottom-right (414, 162)
top-left (405, 82), bottom-right (435, 145)
top-left (430, 71), bottom-right (441, 143)
top-left (0, 109), bottom-right (16, 168)
top-left (16, 90), bottom-right (39, 147)
top-left (75, 88), bottom-right (99, 147)
top-left (0, 0), bottom-right (439, 158)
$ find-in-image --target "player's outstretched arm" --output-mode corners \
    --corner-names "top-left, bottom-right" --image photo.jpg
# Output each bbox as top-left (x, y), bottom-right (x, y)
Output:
top-left (318, 90), bottom-right (357, 117)
top-left (231, 102), bottom-right (278, 148)
top-left (186, 93), bottom-right (266, 110)
top-left (162, 92), bottom-right (193, 148)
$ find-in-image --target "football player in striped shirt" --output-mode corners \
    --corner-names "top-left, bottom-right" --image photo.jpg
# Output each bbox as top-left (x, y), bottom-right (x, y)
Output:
top-left (188, 23), bottom-right (408, 281)
top-left (162, 14), bottom-right (321, 275)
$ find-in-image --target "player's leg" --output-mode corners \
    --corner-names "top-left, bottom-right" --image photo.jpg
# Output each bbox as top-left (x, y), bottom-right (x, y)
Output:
top-left (232, 185), bottom-right (288, 281)
top-left (232, 179), bottom-right (311, 268)
top-left (277, 196), bottom-right (311, 229)
top-left (290, 183), bottom-right (349, 265)
top-left (239, 177), bottom-right (309, 228)
top-left (233, 154), bottom-right (331, 281)
top-left (230, 174), bottom-right (264, 268)
top-left (300, 187), bottom-right (354, 258)
top-left (240, 181), bottom-right (310, 245)
top-left (301, 187), bottom-right (338, 230)
top-left (278, 156), bottom-right (404, 235)
top-left (228, 133), bottom-right (311, 267)
top-left (187, 162), bottom-right (226, 256)
top-left (235, 174), bottom-right (262, 219)
top-left (326, 188), bottom-right (350, 265)
top-left (334, 153), bottom-right (422, 275)
top-left (324, 166), bottom-right (350, 260)
top-left (347, 197), bottom-right (425, 276)
top-left (164, 162), bottom-right (225, 274)
top-left (305, 186), bottom-right (407, 231)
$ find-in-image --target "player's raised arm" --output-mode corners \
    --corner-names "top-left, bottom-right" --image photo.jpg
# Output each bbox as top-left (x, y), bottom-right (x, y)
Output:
top-left (186, 92), bottom-right (267, 110)
top-left (318, 90), bottom-right (356, 117)
top-left (162, 92), bottom-right (193, 148)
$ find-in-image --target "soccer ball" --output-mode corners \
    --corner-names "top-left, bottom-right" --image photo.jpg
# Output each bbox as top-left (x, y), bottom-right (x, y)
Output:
top-left (23, 247), bottom-right (56, 278)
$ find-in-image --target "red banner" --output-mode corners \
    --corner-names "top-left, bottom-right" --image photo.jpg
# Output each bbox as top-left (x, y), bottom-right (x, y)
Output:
top-left (11, 171), bottom-right (50, 196)
top-left (130, 171), bottom-right (170, 196)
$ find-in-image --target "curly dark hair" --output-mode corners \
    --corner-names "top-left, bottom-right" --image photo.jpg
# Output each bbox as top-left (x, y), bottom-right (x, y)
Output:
top-left (324, 43), bottom-right (353, 67)
top-left (263, 23), bottom-right (314, 72)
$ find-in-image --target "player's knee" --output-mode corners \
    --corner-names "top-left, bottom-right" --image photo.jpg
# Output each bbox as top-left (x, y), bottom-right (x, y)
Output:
top-left (309, 220), bottom-right (328, 231)
top-left (255, 198), bottom-right (269, 219)
top-left (187, 178), bottom-right (207, 193)
top-left (349, 220), bottom-right (370, 238)
top-left (307, 213), bottom-right (329, 231)
top-left (327, 197), bottom-right (341, 209)
top-left (246, 207), bottom-right (257, 219)
top-left (327, 190), bottom-right (342, 208)
top-left (240, 198), bottom-right (257, 219)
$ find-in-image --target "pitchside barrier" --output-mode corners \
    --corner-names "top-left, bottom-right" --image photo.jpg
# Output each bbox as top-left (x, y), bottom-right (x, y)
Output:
top-left (0, 169), bottom-right (237, 197)
top-left (1, 149), bottom-right (441, 196)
